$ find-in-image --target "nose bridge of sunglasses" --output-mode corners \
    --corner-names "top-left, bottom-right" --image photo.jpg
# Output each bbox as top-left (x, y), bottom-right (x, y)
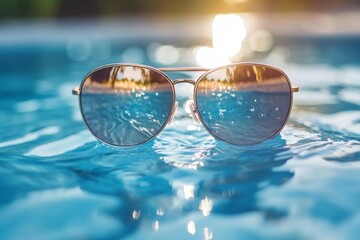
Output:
top-left (167, 79), bottom-right (200, 126)
top-left (173, 79), bottom-right (196, 85)
top-left (187, 100), bottom-right (201, 124)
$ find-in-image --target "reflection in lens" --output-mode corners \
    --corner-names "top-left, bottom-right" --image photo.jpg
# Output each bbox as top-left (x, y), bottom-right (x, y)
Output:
top-left (195, 64), bottom-right (291, 145)
top-left (80, 65), bottom-right (174, 146)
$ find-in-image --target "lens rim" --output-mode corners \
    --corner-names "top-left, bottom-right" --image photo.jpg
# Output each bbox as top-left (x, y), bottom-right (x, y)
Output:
top-left (193, 62), bottom-right (293, 146)
top-left (78, 63), bottom-right (176, 147)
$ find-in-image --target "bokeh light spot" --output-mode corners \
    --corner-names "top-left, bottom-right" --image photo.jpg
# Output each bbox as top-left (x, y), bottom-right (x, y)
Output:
top-left (250, 30), bottom-right (274, 52)
top-left (154, 45), bottom-right (180, 65)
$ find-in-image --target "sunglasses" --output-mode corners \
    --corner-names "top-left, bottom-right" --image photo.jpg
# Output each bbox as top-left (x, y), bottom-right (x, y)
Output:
top-left (72, 63), bottom-right (299, 147)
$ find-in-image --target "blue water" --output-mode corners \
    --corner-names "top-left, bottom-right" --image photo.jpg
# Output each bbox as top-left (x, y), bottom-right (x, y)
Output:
top-left (1, 28), bottom-right (360, 240)
top-left (82, 92), bottom-right (173, 146)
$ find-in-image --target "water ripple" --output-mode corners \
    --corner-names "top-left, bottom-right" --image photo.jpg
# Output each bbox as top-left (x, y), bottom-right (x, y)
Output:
top-left (1, 47), bottom-right (360, 239)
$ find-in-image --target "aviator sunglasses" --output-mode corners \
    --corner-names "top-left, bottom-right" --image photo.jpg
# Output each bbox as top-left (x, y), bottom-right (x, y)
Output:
top-left (72, 63), bottom-right (299, 146)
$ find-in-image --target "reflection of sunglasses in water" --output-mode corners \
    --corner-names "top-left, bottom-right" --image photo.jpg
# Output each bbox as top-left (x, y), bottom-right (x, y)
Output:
top-left (72, 63), bottom-right (299, 146)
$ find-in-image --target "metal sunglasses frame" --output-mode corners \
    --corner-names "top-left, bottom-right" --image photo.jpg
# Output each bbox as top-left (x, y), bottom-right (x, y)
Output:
top-left (72, 63), bottom-right (299, 147)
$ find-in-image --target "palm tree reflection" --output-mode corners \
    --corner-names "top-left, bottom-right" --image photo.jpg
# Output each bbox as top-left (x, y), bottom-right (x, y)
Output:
top-left (201, 65), bottom-right (288, 93)
top-left (85, 66), bottom-right (170, 93)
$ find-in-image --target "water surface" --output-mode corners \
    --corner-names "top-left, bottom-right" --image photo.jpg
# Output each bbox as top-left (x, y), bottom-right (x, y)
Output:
top-left (0, 23), bottom-right (360, 240)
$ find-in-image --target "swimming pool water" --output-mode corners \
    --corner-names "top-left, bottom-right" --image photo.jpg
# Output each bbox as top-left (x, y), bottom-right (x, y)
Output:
top-left (0, 29), bottom-right (360, 240)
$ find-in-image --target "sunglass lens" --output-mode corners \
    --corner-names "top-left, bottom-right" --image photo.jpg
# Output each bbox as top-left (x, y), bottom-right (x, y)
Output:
top-left (195, 64), bottom-right (292, 145)
top-left (80, 65), bottom-right (174, 146)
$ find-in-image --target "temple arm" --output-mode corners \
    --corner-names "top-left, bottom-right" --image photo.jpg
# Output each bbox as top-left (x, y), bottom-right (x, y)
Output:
top-left (72, 87), bottom-right (80, 95)
top-left (291, 86), bottom-right (299, 92)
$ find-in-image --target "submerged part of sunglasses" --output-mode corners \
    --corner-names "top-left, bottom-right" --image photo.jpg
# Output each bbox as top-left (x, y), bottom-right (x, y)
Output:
top-left (72, 63), bottom-right (299, 146)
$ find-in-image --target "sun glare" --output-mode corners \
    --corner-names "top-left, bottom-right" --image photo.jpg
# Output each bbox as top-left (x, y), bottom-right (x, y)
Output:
top-left (213, 14), bottom-right (247, 57)
top-left (196, 14), bottom-right (247, 68)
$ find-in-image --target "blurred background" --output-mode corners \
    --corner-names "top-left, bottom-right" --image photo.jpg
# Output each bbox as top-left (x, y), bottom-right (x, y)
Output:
top-left (2, 0), bottom-right (360, 77)
top-left (1, 0), bottom-right (360, 18)
top-left (1, 1), bottom-right (360, 240)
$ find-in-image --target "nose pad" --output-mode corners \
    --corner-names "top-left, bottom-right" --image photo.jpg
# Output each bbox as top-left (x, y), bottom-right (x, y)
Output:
top-left (167, 101), bottom-right (178, 125)
top-left (188, 100), bottom-right (201, 124)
